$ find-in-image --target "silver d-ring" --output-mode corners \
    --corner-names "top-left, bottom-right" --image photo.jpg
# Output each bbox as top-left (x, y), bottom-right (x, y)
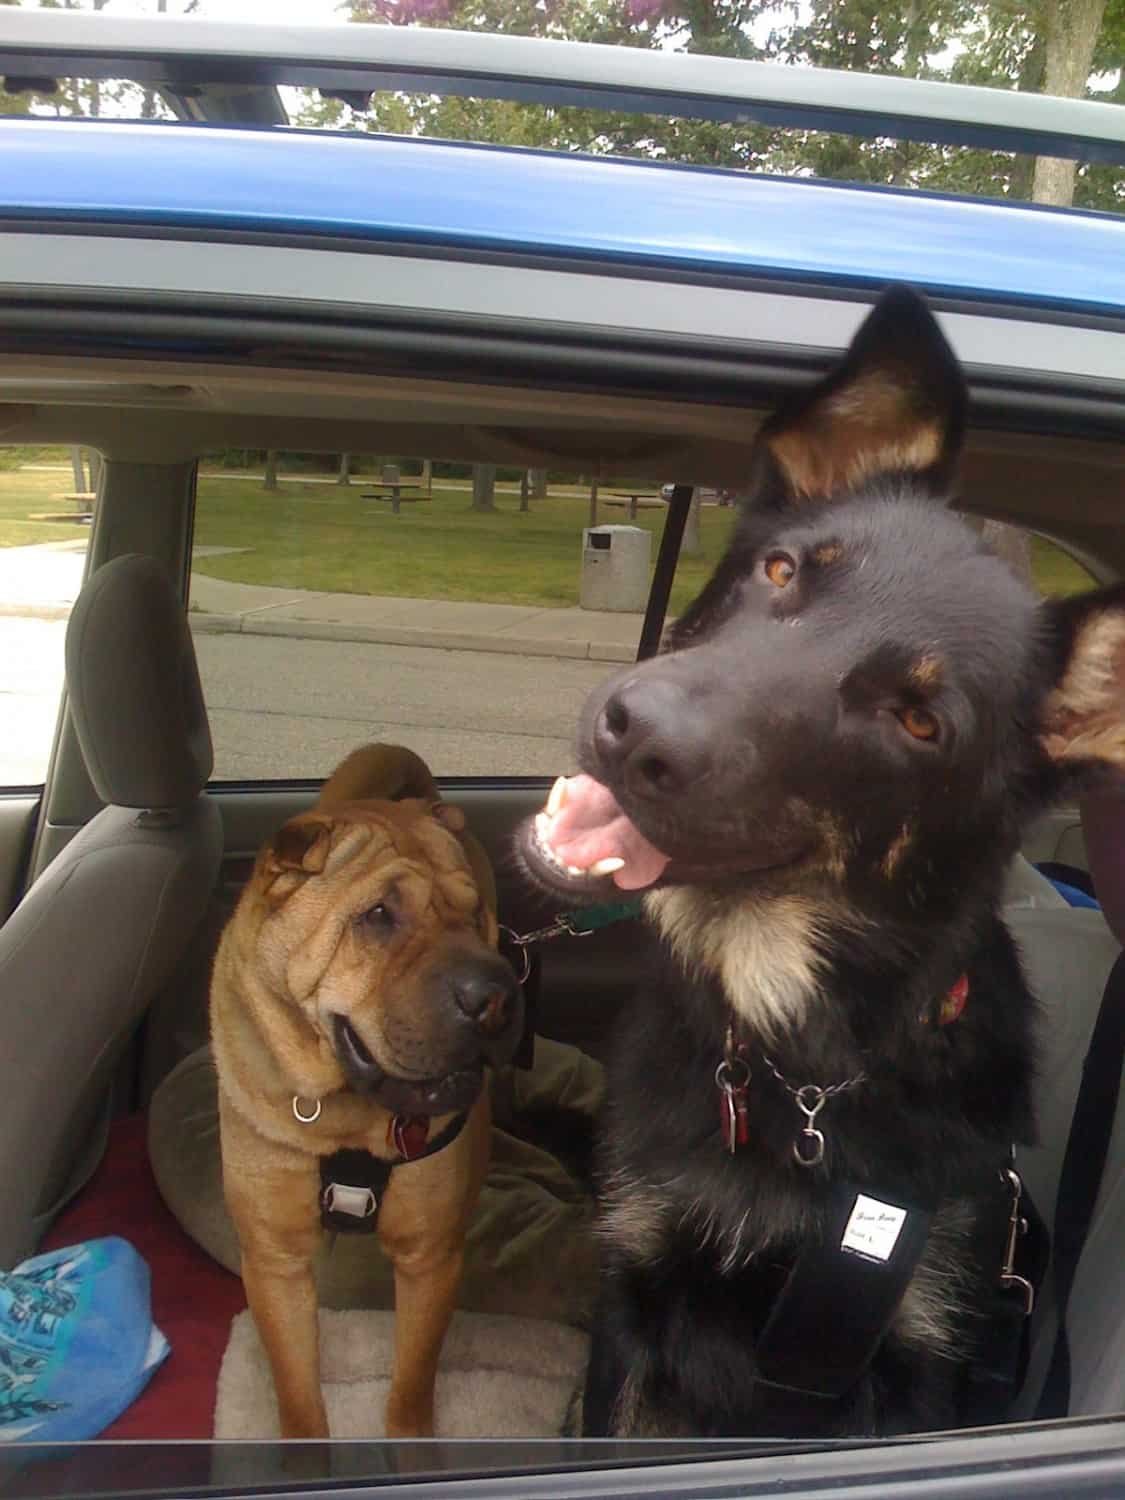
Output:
top-left (793, 1128), bottom-right (825, 1168)
top-left (292, 1095), bottom-right (322, 1124)
top-left (498, 926), bottom-right (532, 985)
top-left (715, 1058), bottom-right (751, 1092)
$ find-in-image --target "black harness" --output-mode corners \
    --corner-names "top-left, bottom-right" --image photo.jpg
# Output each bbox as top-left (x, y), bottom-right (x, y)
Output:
top-left (740, 1164), bottom-right (1048, 1427)
top-left (318, 1110), bottom-right (469, 1234)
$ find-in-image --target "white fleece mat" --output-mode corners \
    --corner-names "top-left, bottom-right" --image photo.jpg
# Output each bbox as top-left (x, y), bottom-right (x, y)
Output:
top-left (214, 1308), bottom-right (588, 1439)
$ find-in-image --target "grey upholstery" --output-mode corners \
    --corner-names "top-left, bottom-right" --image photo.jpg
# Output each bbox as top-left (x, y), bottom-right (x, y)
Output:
top-left (0, 554), bottom-right (222, 1268)
top-left (66, 553), bottom-right (213, 808)
top-left (1003, 897), bottom-right (1123, 1418)
top-left (1065, 1083), bottom-right (1125, 1416)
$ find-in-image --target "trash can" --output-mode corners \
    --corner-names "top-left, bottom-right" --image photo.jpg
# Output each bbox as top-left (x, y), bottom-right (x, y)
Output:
top-left (580, 525), bottom-right (651, 613)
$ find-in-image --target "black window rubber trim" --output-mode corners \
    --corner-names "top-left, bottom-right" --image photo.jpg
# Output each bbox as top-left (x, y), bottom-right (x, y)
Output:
top-left (0, 290), bottom-right (1122, 443)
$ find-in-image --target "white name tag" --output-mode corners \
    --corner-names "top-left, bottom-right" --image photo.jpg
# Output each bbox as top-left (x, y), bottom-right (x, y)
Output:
top-left (840, 1193), bottom-right (908, 1262)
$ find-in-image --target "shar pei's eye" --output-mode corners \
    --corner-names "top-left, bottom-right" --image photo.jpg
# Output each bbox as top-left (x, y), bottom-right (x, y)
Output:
top-left (359, 901), bottom-right (396, 935)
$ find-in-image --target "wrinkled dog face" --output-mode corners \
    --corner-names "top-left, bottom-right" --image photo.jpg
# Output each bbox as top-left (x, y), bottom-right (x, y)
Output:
top-left (258, 798), bottom-right (522, 1113)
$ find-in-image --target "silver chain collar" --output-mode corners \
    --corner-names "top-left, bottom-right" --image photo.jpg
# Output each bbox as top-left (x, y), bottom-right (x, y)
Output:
top-left (760, 1053), bottom-right (867, 1168)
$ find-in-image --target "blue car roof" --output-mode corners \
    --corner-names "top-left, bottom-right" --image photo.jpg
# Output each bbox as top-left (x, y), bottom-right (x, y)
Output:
top-left (3, 118), bottom-right (1124, 319)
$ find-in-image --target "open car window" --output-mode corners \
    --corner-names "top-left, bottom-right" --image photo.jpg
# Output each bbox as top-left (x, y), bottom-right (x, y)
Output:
top-left (0, 12), bottom-right (1124, 1500)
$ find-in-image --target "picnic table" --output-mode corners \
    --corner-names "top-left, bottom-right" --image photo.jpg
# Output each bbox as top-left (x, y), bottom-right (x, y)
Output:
top-left (603, 492), bottom-right (666, 520)
top-left (360, 484), bottom-right (429, 515)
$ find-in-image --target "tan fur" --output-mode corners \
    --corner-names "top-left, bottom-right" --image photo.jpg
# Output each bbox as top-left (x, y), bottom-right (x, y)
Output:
top-left (882, 822), bottom-right (914, 879)
top-left (597, 1171), bottom-right (668, 1263)
top-left (908, 655), bottom-right (944, 690)
top-left (645, 885), bottom-right (860, 1040)
top-left (892, 1199), bottom-right (976, 1356)
top-left (211, 743), bottom-right (500, 1439)
top-left (812, 543), bottom-right (843, 566)
top-left (1041, 612), bottom-right (1125, 767)
top-left (768, 367), bottom-right (943, 503)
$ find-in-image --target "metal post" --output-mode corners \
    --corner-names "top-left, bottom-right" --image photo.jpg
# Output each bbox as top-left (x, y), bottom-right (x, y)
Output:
top-left (637, 484), bottom-right (692, 660)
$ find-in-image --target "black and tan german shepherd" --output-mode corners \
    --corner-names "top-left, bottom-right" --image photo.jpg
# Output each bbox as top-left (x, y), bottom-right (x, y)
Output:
top-left (518, 287), bottom-right (1125, 1437)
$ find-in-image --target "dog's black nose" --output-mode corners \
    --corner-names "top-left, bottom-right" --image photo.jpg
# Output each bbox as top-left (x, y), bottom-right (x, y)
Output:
top-left (452, 958), bottom-right (519, 1036)
top-left (595, 678), bottom-right (707, 799)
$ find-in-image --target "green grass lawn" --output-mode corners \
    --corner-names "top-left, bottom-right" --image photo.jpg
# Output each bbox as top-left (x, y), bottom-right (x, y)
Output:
top-left (0, 467), bottom-right (90, 547)
top-left (0, 465), bottom-right (1098, 611)
top-left (192, 475), bottom-right (738, 615)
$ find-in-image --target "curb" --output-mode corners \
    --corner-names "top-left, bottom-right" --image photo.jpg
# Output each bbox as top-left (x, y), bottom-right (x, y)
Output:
top-left (1, 602), bottom-right (637, 662)
top-left (190, 612), bottom-right (638, 663)
top-left (0, 603), bottom-right (72, 621)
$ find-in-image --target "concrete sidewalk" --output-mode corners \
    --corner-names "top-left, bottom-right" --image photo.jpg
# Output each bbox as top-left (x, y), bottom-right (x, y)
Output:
top-left (187, 574), bottom-right (644, 663)
top-left (0, 540), bottom-right (648, 663)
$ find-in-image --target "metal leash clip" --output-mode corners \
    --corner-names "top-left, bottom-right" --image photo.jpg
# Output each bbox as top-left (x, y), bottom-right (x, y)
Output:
top-left (999, 1166), bottom-right (1035, 1316)
top-left (498, 916), bottom-right (592, 984)
top-left (792, 1085), bottom-right (829, 1167)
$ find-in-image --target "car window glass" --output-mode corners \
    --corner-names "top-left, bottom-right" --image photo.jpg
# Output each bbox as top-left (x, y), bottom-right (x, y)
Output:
top-left (192, 457), bottom-right (682, 779)
top-left (0, 445), bottom-right (92, 787)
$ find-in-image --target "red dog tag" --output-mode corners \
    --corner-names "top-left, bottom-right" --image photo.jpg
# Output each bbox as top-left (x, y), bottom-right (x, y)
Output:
top-left (391, 1114), bottom-right (430, 1160)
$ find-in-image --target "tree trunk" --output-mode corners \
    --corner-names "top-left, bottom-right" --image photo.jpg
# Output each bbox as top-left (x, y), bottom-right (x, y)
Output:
top-left (588, 479), bottom-right (599, 529)
top-left (85, 450), bottom-right (102, 492)
top-left (421, 459), bottom-right (433, 495)
top-left (1031, 0), bottom-right (1108, 207)
top-left (519, 471), bottom-right (531, 513)
top-left (681, 489), bottom-right (703, 557)
top-left (337, 453), bottom-right (351, 486)
top-left (263, 451), bottom-right (279, 492)
top-left (69, 447), bottom-right (86, 493)
top-left (529, 468), bottom-right (548, 499)
top-left (471, 464), bottom-right (497, 512)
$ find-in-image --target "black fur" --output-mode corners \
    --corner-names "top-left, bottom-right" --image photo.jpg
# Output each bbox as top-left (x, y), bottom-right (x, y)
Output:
top-left (518, 286), bottom-right (1125, 1438)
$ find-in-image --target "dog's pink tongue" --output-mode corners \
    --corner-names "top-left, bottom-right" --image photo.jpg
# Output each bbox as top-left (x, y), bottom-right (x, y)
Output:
top-left (542, 774), bottom-right (671, 891)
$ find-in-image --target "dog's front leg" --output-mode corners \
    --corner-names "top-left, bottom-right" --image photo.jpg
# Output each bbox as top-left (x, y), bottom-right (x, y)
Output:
top-left (381, 1241), bottom-right (464, 1438)
top-left (221, 1119), bottom-right (327, 1439)
top-left (240, 1234), bottom-right (327, 1439)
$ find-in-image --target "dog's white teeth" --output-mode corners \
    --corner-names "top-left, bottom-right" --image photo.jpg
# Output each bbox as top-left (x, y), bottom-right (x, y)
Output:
top-left (566, 864), bottom-right (586, 877)
top-left (590, 857), bottom-right (626, 877)
top-left (546, 776), bottom-right (568, 818)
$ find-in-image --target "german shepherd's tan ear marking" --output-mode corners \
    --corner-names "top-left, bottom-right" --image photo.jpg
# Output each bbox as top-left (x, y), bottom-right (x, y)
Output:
top-left (1041, 589), bottom-right (1125, 770)
top-left (760, 286), bottom-right (966, 506)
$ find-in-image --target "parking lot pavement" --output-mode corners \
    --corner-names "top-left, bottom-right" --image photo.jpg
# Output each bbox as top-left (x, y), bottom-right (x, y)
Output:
top-left (1, 619), bottom-right (610, 786)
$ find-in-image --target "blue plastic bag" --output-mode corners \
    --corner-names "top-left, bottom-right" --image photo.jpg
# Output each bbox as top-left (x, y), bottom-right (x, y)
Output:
top-left (0, 1237), bottom-right (169, 1442)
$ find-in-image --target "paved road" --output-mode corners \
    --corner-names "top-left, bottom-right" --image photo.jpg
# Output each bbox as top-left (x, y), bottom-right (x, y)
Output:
top-left (2, 621), bottom-right (614, 785)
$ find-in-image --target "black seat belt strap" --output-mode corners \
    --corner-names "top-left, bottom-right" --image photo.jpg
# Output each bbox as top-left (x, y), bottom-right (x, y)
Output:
top-left (1037, 948), bottom-right (1125, 1418)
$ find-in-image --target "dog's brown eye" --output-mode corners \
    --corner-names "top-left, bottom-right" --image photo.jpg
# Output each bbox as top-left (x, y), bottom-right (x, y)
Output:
top-left (898, 706), bottom-right (939, 742)
top-left (360, 902), bottom-right (395, 933)
top-left (764, 553), bottom-right (796, 588)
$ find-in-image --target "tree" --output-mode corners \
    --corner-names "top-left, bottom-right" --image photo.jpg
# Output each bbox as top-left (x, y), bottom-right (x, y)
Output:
top-left (337, 453), bottom-right (352, 486)
top-left (519, 470), bottom-right (531, 512)
top-left (263, 451), bottom-right (279, 492)
top-left (333, 0), bottom-right (1123, 214)
top-left (471, 464), bottom-right (498, 511)
top-left (1033, 0), bottom-right (1111, 206)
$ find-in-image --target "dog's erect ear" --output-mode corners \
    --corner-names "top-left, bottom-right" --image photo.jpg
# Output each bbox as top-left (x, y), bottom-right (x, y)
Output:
top-left (757, 286), bottom-right (966, 507)
top-left (1040, 585), bottom-right (1125, 777)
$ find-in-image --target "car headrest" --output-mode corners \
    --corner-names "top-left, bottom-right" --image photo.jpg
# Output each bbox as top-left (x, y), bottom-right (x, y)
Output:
top-left (65, 554), bottom-right (213, 809)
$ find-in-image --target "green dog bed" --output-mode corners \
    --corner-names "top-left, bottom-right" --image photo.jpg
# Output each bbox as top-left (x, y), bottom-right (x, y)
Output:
top-left (148, 1036), bottom-right (604, 1329)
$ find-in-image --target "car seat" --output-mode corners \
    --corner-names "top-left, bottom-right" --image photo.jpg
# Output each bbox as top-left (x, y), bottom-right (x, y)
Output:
top-left (0, 554), bottom-right (222, 1267)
